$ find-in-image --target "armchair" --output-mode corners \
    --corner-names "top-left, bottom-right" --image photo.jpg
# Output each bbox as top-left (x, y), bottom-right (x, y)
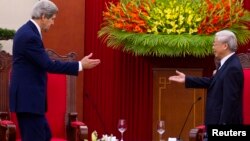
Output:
top-left (188, 52), bottom-right (250, 141)
top-left (45, 49), bottom-right (88, 141)
top-left (0, 50), bottom-right (16, 141)
top-left (237, 52), bottom-right (250, 125)
top-left (0, 49), bottom-right (88, 141)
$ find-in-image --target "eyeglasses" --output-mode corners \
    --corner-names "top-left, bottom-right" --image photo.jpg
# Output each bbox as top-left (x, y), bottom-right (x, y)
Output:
top-left (213, 42), bottom-right (226, 47)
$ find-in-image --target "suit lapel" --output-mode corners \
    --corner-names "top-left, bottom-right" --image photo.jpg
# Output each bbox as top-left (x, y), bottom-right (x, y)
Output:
top-left (209, 54), bottom-right (236, 88)
top-left (209, 68), bottom-right (222, 88)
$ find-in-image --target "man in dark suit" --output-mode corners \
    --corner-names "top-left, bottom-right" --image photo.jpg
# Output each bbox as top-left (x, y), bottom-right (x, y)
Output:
top-left (9, 0), bottom-right (100, 141)
top-left (169, 30), bottom-right (244, 126)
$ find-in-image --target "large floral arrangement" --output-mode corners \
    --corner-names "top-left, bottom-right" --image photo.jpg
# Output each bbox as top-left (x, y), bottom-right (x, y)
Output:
top-left (98, 0), bottom-right (250, 57)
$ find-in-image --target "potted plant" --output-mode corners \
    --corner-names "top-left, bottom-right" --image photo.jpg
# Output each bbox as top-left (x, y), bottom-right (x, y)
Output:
top-left (0, 28), bottom-right (15, 50)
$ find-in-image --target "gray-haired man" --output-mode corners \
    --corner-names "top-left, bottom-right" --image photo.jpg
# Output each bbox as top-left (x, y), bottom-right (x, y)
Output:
top-left (9, 1), bottom-right (100, 141)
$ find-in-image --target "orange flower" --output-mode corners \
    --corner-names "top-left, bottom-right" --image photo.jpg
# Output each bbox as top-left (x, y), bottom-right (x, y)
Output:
top-left (101, 0), bottom-right (150, 33)
top-left (103, 12), bottom-right (111, 18)
top-left (134, 25), bottom-right (143, 33)
top-left (114, 22), bottom-right (123, 29)
top-left (238, 10), bottom-right (244, 17)
top-left (215, 3), bottom-right (221, 10)
top-left (112, 7), bottom-right (121, 13)
top-left (224, 3), bottom-right (231, 11)
top-left (208, 4), bottom-right (214, 11)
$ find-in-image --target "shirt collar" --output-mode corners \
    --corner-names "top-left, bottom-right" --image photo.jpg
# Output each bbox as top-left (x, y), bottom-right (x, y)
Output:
top-left (30, 19), bottom-right (42, 38)
top-left (220, 52), bottom-right (235, 69)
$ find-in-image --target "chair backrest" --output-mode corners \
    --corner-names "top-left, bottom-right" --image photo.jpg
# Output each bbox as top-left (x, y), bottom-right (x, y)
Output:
top-left (0, 50), bottom-right (12, 120)
top-left (46, 49), bottom-right (77, 113)
top-left (45, 49), bottom-right (78, 138)
top-left (237, 52), bottom-right (250, 125)
top-left (238, 53), bottom-right (250, 68)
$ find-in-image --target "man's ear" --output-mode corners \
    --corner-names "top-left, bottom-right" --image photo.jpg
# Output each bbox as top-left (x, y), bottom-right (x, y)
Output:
top-left (41, 14), bottom-right (47, 20)
top-left (223, 43), bottom-right (229, 50)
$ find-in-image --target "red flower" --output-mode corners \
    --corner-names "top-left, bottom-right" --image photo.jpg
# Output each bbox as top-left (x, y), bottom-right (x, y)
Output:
top-left (198, 0), bottom-right (245, 35)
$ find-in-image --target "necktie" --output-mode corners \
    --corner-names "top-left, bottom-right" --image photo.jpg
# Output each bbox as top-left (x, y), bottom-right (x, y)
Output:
top-left (217, 62), bottom-right (221, 70)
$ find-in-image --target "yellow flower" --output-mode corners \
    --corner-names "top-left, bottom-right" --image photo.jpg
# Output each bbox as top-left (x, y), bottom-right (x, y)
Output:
top-left (146, 0), bottom-right (205, 35)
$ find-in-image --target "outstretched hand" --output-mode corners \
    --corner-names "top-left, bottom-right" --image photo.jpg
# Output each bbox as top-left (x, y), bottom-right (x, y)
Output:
top-left (80, 53), bottom-right (101, 69)
top-left (168, 70), bottom-right (186, 83)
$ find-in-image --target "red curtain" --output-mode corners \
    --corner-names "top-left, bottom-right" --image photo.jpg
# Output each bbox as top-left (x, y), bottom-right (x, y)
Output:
top-left (83, 0), bottom-right (250, 140)
top-left (83, 0), bottom-right (152, 140)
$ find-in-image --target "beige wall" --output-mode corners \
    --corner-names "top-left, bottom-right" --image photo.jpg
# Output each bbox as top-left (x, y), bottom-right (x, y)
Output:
top-left (0, 0), bottom-right (37, 54)
top-left (1, 0), bottom-right (85, 122)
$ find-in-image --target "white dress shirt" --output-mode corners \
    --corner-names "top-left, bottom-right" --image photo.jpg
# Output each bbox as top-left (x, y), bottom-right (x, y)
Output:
top-left (219, 52), bottom-right (235, 70)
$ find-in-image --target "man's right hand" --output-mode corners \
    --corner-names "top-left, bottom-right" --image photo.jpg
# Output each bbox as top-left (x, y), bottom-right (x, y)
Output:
top-left (80, 53), bottom-right (101, 69)
top-left (168, 70), bottom-right (186, 83)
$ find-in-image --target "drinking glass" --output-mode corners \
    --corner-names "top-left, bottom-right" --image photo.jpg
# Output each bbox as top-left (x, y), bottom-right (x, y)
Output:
top-left (118, 119), bottom-right (127, 141)
top-left (157, 120), bottom-right (165, 141)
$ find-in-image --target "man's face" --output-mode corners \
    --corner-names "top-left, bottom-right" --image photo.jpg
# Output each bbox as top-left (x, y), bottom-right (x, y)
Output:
top-left (40, 14), bottom-right (56, 32)
top-left (212, 38), bottom-right (227, 59)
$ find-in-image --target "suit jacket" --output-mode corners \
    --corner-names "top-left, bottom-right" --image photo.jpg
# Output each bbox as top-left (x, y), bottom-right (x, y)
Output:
top-left (185, 54), bottom-right (244, 125)
top-left (9, 21), bottom-right (79, 115)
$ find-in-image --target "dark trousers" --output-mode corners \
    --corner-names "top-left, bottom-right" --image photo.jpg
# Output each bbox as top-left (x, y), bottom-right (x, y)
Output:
top-left (16, 113), bottom-right (52, 141)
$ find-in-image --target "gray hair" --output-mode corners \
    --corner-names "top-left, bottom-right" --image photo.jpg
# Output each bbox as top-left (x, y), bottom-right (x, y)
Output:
top-left (31, 0), bottom-right (58, 19)
top-left (215, 30), bottom-right (238, 52)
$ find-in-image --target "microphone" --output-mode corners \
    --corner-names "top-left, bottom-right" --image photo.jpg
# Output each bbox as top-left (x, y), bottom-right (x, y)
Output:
top-left (177, 97), bottom-right (202, 141)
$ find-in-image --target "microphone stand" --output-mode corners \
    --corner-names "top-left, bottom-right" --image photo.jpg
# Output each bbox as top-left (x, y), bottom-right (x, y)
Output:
top-left (177, 97), bottom-right (202, 141)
